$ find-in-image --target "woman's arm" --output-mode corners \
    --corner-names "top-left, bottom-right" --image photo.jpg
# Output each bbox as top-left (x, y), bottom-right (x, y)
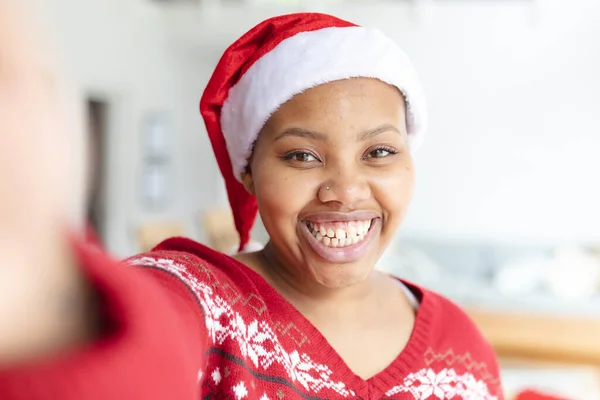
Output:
top-left (0, 2), bottom-right (206, 397)
top-left (0, 237), bottom-right (208, 400)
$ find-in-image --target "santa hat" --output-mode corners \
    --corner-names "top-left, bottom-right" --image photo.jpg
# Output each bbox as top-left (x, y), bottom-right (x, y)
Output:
top-left (200, 12), bottom-right (427, 252)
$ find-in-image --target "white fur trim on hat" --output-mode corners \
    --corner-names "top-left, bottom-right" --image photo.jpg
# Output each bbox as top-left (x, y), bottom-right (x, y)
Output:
top-left (221, 26), bottom-right (427, 181)
top-left (229, 240), bottom-right (265, 255)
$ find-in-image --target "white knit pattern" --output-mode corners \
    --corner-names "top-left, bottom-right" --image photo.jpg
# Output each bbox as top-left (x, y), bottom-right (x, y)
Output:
top-left (129, 256), bottom-right (497, 399)
top-left (129, 256), bottom-right (356, 397)
top-left (385, 368), bottom-right (498, 399)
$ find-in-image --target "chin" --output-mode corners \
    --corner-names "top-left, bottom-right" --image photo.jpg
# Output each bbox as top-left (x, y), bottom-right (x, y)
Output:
top-left (294, 217), bottom-right (384, 287)
top-left (308, 257), bottom-right (377, 289)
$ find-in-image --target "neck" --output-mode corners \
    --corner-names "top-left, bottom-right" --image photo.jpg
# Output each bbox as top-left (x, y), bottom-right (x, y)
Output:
top-left (259, 242), bottom-right (378, 310)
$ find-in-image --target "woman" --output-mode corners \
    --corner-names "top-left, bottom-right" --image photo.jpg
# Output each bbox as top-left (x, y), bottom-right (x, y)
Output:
top-left (0, 8), bottom-right (502, 400)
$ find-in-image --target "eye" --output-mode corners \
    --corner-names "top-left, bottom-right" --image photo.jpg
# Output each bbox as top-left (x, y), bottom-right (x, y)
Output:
top-left (283, 151), bottom-right (319, 163)
top-left (364, 146), bottom-right (398, 159)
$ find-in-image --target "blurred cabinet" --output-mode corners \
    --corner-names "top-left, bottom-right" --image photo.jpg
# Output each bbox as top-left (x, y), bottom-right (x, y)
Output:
top-left (468, 309), bottom-right (600, 365)
top-left (202, 207), bottom-right (238, 253)
top-left (468, 308), bottom-right (600, 399)
top-left (137, 221), bottom-right (185, 252)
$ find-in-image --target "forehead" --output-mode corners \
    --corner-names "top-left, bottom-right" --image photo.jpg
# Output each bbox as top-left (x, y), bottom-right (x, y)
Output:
top-left (264, 78), bottom-right (406, 133)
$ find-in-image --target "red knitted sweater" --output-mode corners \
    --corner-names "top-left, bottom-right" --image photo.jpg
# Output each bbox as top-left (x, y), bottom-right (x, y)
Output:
top-left (0, 237), bottom-right (503, 399)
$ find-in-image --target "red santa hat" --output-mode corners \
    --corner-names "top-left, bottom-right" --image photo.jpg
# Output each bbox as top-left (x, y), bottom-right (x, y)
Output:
top-left (200, 12), bottom-right (427, 252)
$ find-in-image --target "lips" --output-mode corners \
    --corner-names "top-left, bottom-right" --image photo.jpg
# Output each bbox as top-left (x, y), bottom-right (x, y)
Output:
top-left (298, 212), bottom-right (380, 263)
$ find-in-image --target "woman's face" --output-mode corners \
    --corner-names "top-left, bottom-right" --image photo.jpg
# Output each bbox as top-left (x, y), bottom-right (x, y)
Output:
top-left (243, 78), bottom-right (414, 289)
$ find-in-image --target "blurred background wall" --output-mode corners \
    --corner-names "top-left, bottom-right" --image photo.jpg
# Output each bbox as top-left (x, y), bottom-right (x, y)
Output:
top-left (35, 0), bottom-right (218, 255)
top-left (35, 0), bottom-right (600, 255)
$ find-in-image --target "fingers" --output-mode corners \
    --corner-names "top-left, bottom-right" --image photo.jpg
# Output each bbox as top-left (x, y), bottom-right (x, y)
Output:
top-left (0, 0), bottom-right (88, 230)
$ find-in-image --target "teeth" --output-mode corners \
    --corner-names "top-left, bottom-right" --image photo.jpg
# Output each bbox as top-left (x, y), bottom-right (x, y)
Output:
top-left (307, 219), bottom-right (374, 248)
top-left (347, 226), bottom-right (357, 238)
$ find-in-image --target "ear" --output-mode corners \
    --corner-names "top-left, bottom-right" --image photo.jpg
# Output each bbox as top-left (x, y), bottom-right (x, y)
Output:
top-left (241, 170), bottom-right (256, 196)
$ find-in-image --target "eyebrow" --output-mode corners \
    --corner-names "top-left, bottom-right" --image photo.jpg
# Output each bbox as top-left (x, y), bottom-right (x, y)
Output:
top-left (274, 127), bottom-right (328, 142)
top-left (357, 124), bottom-right (402, 141)
top-left (274, 124), bottom-right (402, 142)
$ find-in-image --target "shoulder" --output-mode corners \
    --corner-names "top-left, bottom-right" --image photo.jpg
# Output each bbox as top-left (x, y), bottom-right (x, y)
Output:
top-left (123, 236), bottom-right (271, 299)
top-left (403, 280), bottom-right (495, 353)
top-left (400, 280), bottom-right (503, 396)
top-left (126, 237), bottom-right (241, 278)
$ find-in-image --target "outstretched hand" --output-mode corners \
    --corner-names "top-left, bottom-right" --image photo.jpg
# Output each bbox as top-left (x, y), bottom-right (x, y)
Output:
top-left (0, 1), bottom-right (91, 363)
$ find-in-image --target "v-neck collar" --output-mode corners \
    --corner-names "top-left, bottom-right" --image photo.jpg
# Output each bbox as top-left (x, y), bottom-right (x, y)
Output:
top-left (162, 239), bottom-right (435, 398)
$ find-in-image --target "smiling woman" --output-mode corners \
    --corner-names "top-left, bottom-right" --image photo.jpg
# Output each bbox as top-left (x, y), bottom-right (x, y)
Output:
top-left (0, 10), bottom-right (503, 400)
top-left (238, 78), bottom-right (414, 289)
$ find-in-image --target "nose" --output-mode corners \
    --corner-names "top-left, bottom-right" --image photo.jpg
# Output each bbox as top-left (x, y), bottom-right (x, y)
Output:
top-left (317, 164), bottom-right (371, 206)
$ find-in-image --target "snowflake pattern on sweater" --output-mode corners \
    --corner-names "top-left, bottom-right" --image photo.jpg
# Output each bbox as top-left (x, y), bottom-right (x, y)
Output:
top-left (130, 255), bottom-right (356, 397)
top-left (127, 240), bottom-right (502, 400)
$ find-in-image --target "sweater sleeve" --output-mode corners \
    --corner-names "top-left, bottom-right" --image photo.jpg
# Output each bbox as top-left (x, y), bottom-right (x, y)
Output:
top-left (0, 237), bottom-right (208, 400)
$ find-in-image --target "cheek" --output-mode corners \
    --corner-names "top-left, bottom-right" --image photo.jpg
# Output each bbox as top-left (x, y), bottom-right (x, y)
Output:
top-left (252, 163), bottom-right (316, 231)
top-left (373, 162), bottom-right (415, 219)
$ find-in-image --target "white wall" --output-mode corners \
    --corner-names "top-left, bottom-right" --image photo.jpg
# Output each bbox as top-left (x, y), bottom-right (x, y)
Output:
top-left (393, 0), bottom-right (600, 245)
top-left (165, 0), bottom-right (600, 246)
top-left (36, 0), bottom-right (221, 256)
top-left (36, 0), bottom-right (600, 256)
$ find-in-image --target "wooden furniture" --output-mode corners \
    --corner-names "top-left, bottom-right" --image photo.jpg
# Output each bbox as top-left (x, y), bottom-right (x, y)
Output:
top-left (137, 221), bottom-right (185, 253)
top-left (468, 308), bottom-right (600, 399)
top-left (467, 308), bottom-right (600, 366)
top-left (202, 208), bottom-right (238, 253)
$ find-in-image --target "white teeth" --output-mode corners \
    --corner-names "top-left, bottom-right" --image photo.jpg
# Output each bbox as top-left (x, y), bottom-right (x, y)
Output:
top-left (358, 222), bottom-right (366, 235)
top-left (307, 219), bottom-right (374, 248)
top-left (347, 226), bottom-right (357, 238)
